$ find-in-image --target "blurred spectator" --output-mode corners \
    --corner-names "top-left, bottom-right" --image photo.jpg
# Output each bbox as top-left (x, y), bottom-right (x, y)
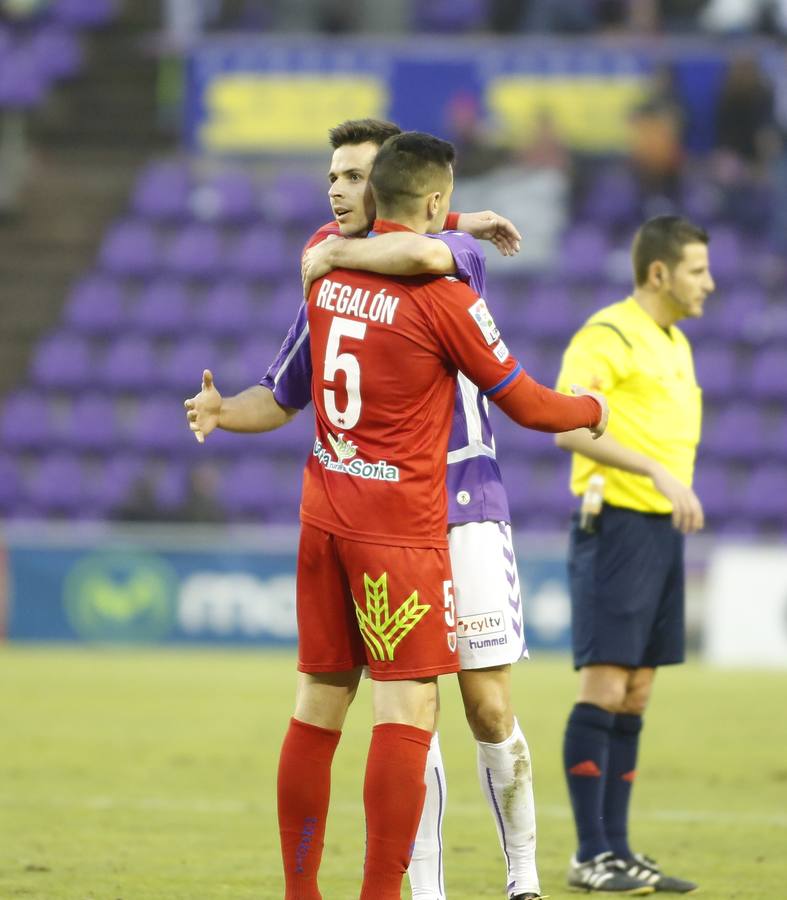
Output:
top-left (628, 97), bottom-right (683, 201)
top-left (445, 92), bottom-right (510, 177)
top-left (0, 0), bottom-right (50, 20)
top-left (163, 0), bottom-right (222, 47)
top-left (117, 470), bottom-right (169, 523)
top-left (700, 0), bottom-right (787, 34)
top-left (518, 108), bottom-right (571, 175)
top-left (715, 55), bottom-right (777, 173)
top-left (174, 463), bottom-right (225, 523)
top-left (657, 0), bottom-right (709, 32)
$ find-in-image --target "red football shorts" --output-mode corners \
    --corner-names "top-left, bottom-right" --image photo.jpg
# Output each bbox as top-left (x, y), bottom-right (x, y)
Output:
top-left (296, 522), bottom-right (460, 681)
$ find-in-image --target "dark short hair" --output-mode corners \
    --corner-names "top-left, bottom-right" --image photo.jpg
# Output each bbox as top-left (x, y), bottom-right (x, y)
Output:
top-left (328, 118), bottom-right (402, 149)
top-left (370, 131), bottom-right (456, 214)
top-left (632, 215), bottom-right (709, 286)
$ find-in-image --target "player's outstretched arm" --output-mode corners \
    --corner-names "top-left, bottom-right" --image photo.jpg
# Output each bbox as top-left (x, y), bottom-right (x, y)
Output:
top-left (493, 373), bottom-right (607, 437)
top-left (554, 426), bottom-right (704, 533)
top-left (184, 369), bottom-right (297, 442)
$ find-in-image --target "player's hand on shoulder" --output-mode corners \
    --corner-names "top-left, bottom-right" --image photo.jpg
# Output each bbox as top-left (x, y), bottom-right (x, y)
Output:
top-left (184, 368), bottom-right (222, 444)
top-left (650, 465), bottom-right (705, 534)
top-left (571, 384), bottom-right (609, 439)
top-left (302, 234), bottom-right (340, 296)
top-left (455, 210), bottom-right (521, 257)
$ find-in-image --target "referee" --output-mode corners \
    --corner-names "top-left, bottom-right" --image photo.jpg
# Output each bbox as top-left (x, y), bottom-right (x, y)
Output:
top-left (555, 216), bottom-right (714, 894)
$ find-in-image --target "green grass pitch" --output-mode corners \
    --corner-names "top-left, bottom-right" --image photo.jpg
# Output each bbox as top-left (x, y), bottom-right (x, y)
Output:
top-left (1, 647), bottom-right (786, 899)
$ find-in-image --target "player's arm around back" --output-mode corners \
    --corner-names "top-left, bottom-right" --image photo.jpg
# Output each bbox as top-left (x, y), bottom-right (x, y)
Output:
top-left (184, 369), bottom-right (297, 443)
top-left (301, 210), bottom-right (521, 292)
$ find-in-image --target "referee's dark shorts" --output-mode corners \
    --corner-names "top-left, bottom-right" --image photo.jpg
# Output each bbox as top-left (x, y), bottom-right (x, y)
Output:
top-left (568, 503), bottom-right (686, 670)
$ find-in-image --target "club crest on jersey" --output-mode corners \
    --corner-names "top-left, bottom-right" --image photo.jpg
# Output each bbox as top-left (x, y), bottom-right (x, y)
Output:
top-left (313, 436), bottom-right (400, 482)
top-left (468, 298), bottom-right (500, 345)
top-left (326, 432), bottom-right (357, 462)
top-left (447, 631), bottom-right (457, 652)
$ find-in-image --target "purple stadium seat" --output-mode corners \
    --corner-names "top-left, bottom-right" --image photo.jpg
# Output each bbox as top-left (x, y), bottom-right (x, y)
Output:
top-left (581, 167), bottom-right (640, 229)
top-left (692, 462), bottom-right (735, 519)
top-left (524, 282), bottom-right (579, 341)
top-left (229, 225), bottom-right (292, 281)
top-left (99, 220), bottom-right (159, 278)
top-left (413, 0), bottom-right (489, 32)
top-left (131, 278), bottom-right (192, 337)
top-left (100, 335), bottom-right (159, 392)
top-left (63, 275), bottom-right (126, 335)
top-left (749, 347), bottom-right (787, 400)
top-left (190, 170), bottom-right (258, 224)
top-left (51, 0), bottom-right (117, 28)
top-left (28, 453), bottom-right (86, 514)
top-left (165, 223), bottom-right (223, 280)
top-left (0, 47), bottom-right (48, 108)
top-left (702, 404), bottom-right (766, 462)
top-left (737, 465), bottom-right (787, 523)
top-left (707, 227), bottom-right (743, 285)
top-left (61, 393), bottom-right (119, 451)
top-left (27, 25), bottom-right (83, 80)
top-left (131, 161), bottom-right (192, 222)
top-left (0, 454), bottom-right (22, 511)
top-left (197, 279), bottom-right (257, 337)
top-left (129, 395), bottom-right (192, 455)
top-left (772, 416), bottom-right (787, 461)
top-left (158, 336), bottom-right (222, 393)
top-left (263, 285), bottom-right (306, 334)
top-left (30, 332), bottom-right (93, 390)
top-left (693, 343), bottom-right (739, 401)
top-left (219, 457), bottom-right (277, 517)
top-left (0, 390), bottom-right (55, 450)
top-left (265, 172), bottom-right (327, 228)
top-left (558, 225), bottom-right (609, 283)
top-left (704, 284), bottom-right (767, 343)
top-left (86, 454), bottom-right (144, 513)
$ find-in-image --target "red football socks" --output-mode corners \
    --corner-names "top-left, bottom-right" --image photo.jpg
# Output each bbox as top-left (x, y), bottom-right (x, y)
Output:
top-left (277, 717), bottom-right (341, 900)
top-left (360, 722), bottom-right (432, 900)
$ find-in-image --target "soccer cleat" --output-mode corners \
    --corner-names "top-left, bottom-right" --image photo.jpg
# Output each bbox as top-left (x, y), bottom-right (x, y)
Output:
top-left (567, 852), bottom-right (655, 894)
top-left (618, 854), bottom-right (698, 893)
top-left (511, 893), bottom-right (549, 899)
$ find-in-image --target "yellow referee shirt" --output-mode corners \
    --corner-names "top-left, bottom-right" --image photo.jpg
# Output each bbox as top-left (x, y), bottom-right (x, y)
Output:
top-left (556, 297), bottom-right (702, 513)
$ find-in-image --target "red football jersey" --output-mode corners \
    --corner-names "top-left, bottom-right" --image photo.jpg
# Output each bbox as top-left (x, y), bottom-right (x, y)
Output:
top-left (300, 220), bottom-right (524, 549)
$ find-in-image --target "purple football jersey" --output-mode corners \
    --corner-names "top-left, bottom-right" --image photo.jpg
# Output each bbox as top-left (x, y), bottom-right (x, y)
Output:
top-left (260, 230), bottom-right (511, 526)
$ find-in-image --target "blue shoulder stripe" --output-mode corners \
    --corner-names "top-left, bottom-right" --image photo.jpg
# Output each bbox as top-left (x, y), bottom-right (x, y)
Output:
top-left (482, 363), bottom-right (523, 397)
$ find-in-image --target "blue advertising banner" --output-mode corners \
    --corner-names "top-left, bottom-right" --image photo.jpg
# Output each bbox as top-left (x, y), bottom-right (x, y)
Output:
top-left (185, 37), bottom-right (656, 155)
top-left (3, 525), bottom-right (573, 650)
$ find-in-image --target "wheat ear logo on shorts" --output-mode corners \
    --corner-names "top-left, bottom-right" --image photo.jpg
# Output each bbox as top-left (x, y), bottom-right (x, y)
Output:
top-left (353, 572), bottom-right (430, 662)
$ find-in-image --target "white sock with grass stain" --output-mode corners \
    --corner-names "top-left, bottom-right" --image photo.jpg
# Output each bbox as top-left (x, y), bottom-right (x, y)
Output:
top-left (477, 719), bottom-right (540, 898)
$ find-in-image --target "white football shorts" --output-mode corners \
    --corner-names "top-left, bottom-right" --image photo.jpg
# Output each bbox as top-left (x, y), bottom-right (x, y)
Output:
top-left (449, 520), bottom-right (529, 669)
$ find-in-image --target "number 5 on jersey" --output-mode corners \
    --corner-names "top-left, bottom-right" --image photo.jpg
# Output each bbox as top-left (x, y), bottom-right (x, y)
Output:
top-left (324, 316), bottom-right (367, 429)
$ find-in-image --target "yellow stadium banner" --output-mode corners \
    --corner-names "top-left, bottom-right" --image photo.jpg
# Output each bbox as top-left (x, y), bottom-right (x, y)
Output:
top-left (199, 74), bottom-right (388, 153)
top-left (487, 76), bottom-right (649, 152)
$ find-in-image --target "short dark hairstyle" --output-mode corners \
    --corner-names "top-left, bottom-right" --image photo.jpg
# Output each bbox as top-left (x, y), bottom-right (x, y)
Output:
top-left (328, 118), bottom-right (402, 149)
top-left (632, 215), bottom-right (709, 286)
top-left (370, 131), bottom-right (456, 215)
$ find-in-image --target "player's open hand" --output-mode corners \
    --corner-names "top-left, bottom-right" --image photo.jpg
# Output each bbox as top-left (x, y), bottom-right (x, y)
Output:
top-left (455, 210), bottom-right (522, 257)
top-left (650, 465), bottom-right (705, 534)
top-left (571, 385), bottom-right (609, 440)
top-left (184, 369), bottom-right (222, 444)
top-left (302, 234), bottom-right (340, 296)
